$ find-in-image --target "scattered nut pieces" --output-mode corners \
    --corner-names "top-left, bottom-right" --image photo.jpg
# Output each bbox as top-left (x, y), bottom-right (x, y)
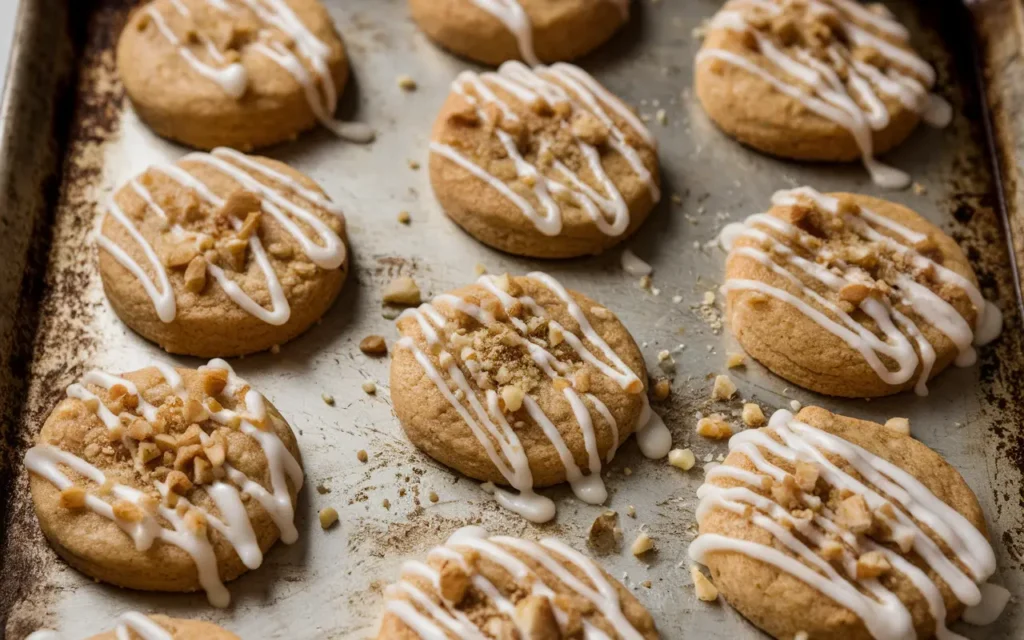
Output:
top-left (318, 507), bottom-right (339, 529)
top-left (357, 450), bottom-right (368, 463)
top-left (653, 379), bottom-right (671, 401)
top-left (184, 256), bottom-right (207, 293)
top-left (362, 380), bottom-right (377, 394)
top-left (711, 374), bottom-right (737, 401)
top-left (588, 511), bottom-right (622, 555)
top-left (429, 491), bottom-right (439, 503)
top-left (884, 417), bottom-right (910, 435)
top-left (501, 385), bottom-right (524, 413)
top-left (382, 276), bottom-right (422, 306)
top-left (856, 551), bottom-right (892, 579)
top-left (835, 494), bottom-right (873, 534)
top-left (396, 75), bottom-right (417, 91)
top-left (359, 335), bottom-right (388, 355)
top-left (59, 486), bottom-right (87, 509)
top-left (742, 403), bottom-right (766, 427)
top-left (691, 566), bottom-right (719, 602)
top-left (322, 393), bottom-right (335, 406)
top-left (631, 532), bottom-right (654, 556)
top-left (726, 352), bottom-right (746, 368)
top-left (668, 448), bottom-right (696, 471)
top-left (702, 291), bottom-right (716, 305)
top-left (397, 210), bottom-right (411, 225)
top-left (696, 414), bottom-right (733, 440)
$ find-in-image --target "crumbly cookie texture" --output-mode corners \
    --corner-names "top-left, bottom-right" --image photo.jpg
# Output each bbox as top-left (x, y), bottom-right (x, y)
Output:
top-left (409, 0), bottom-right (629, 66)
top-left (695, 0), bottom-right (948, 187)
top-left (118, 0), bottom-right (352, 150)
top-left (690, 406), bottom-right (999, 640)
top-left (392, 273), bottom-right (663, 523)
top-left (378, 527), bottom-right (658, 639)
top-left (722, 187), bottom-right (996, 398)
top-left (27, 362), bottom-right (303, 607)
top-left (99, 148), bottom-right (348, 358)
top-left (429, 62), bottom-right (660, 258)
top-left (86, 614), bottom-right (239, 640)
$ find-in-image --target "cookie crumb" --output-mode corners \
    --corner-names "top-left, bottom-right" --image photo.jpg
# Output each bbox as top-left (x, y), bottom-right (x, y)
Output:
top-left (359, 335), bottom-right (388, 355)
top-left (671, 193), bottom-right (683, 205)
top-left (742, 403), bottom-right (766, 427)
top-left (884, 417), bottom-right (910, 435)
top-left (691, 566), bottom-right (719, 602)
top-left (408, 159), bottom-right (421, 170)
top-left (711, 374), bottom-right (737, 401)
top-left (396, 75), bottom-right (417, 91)
top-left (789, 400), bottom-right (802, 412)
top-left (270, 344), bottom-right (281, 355)
top-left (631, 532), bottom-right (654, 556)
top-left (702, 291), bottom-right (716, 305)
top-left (653, 379), bottom-right (671, 401)
top-left (382, 498), bottom-right (391, 510)
top-left (657, 350), bottom-right (676, 373)
top-left (474, 263), bottom-right (488, 276)
top-left (855, 551), bottom-right (892, 579)
top-left (624, 466), bottom-right (633, 476)
top-left (316, 483), bottom-right (331, 495)
top-left (588, 511), bottom-right (622, 554)
top-left (626, 505), bottom-right (636, 518)
top-left (912, 182), bottom-right (927, 195)
top-left (59, 486), bottom-right (87, 509)
top-left (835, 495), bottom-right (873, 534)
top-left (321, 393), bottom-right (335, 406)
top-left (668, 448), bottom-right (696, 471)
top-left (362, 380), bottom-right (377, 394)
top-left (397, 210), bottom-right (411, 225)
top-left (621, 248), bottom-right (653, 276)
top-left (318, 507), bottom-right (339, 529)
top-left (641, 580), bottom-right (652, 588)
top-left (697, 414), bottom-right (733, 440)
top-left (501, 385), bottom-right (524, 412)
top-left (429, 491), bottom-right (439, 503)
top-left (382, 276), bottom-right (422, 306)
top-left (357, 449), bottom-right (368, 463)
top-left (656, 109), bottom-right (667, 125)
top-left (726, 352), bottom-right (745, 368)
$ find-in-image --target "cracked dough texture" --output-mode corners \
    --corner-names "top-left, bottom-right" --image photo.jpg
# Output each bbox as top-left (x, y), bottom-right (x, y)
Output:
top-left (118, 0), bottom-right (347, 150)
top-left (699, 406), bottom-right (988, 640)
top-left (87, 615), bottom-right (239, 640)
top-left (391, 275), bottom-right (647, 488)
top-left (725, 193), bottom-right (978, 397)
top-left (409, 0), bottom-right (628, 65)
top-left (99, 153), bottom-right (347, 358)
top-left (30, 367), bottom-right (302, 594)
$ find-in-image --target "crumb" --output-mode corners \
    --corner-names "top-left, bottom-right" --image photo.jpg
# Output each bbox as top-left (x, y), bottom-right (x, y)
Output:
top-left (671, 193), bottom-right (683, 205)
top-left (790, 400), bottom-right (802, 412)
top-left (408, 159), bottom-right (421, 170)
top-left (626, 505), bottom-right (636, 518)
top-left (359, 335), bottom-right (388, 355)
top-left (474, 263), bottom-right (487, 276)
top-left (362, 380), bottom-right (377, 394)
top-left (884, 417), bottom-right (910, 435)
top-left (631, 532), bottom-right (654, 556)
top-left (624, 467), bottom-right (633, 476)
top-left (742, 403), bottom-right (766, 427)
top-left (657, 350), bottom-right (676, 373)
top-left (641, 580), bottom-right (652, 588)
top-left (588, 511), bottom-right (623, 554)
top-left (396, 75), bottom-right (417, 91)
top-left (711, 374), bottom-right (737, 401)
top-left (321, 393), bottom-right (335, 406)
top-left (357, 450), bottom-right (368, 463)
top-left (668, 448), bottom-right (696, 471)
top-left (912, 182), bottom-right (927, 195)
top-left (316, 483), bottom-right (331, 494)
top-left (429, 491), bottom-right (439, 503)
top-left (397, 210), bottom-right (411, 225)
top-left (726, 352), bottom-right (745, 368)
top-left (697, 414), bottom-right (733, 440)
top-left (656, 109), bottom-right (667, 125)
top-left (382, 276), bottom-right (421, 306)
top-left (382, 498), bottom-right (391, 510)
top-left (702, 291), bottom-right (715, 305)
top-left (653, 379), bottom-right (671, 401)
top-left (691, 566), bottom-right (719, 602)
top-left (318, 507), bottom-right (339, 529)
top-left (270, 344), bottom-right (281, 354)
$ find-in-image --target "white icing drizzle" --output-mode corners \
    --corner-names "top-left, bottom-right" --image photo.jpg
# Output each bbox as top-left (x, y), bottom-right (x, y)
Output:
top-left (144, 0), bottom-right (372, 142)
top-left (689, 409), bottom-right (1007, 639)
top-left (468, 0), bottom-right (630, 65)
top-left (719, 186), bottom-right (1001, 395)
top-left (385, 527), bottom-right (648, 640)
top-left (700, 0), bottom-right (951, 188)
top-left (431, 60), bottom-right (658, 238)
top-left (99, 147), bottom-right (346, 326)
top-left (24, 360), bottom-right (303, 608)
top-left (26, 612), bottom-right (175, 640)
top-left (395, 272), bottom-right (670, 522)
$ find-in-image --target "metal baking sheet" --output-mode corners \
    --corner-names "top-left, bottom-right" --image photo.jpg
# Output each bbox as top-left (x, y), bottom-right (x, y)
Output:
top-left (1, 0), bottom-right (1023, 638)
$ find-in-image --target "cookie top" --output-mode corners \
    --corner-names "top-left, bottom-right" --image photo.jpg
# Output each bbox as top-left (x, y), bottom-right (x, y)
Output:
top-left (117, 0), bottom-right (373, 150)
top-left (689, 406), bottom-right (1004, 639)
top-left (379, 526), bottom-right (658, 639)
top-left (429, 61), bottom-right (660, 258)
top-left (45, 613), bottom-right (238, 640)
top-left (26, 360), bottom-right (304, 608)
top-left (720, 187), bottom-right (1000, 397)
top-left (391, 272), bottom-right (670, 523)
top-left (695, 0), bottom-right (949, 188)
top-left (409, 0), bottom-right (630, 66)
top-left (99, 147), bottom-right (348, 357)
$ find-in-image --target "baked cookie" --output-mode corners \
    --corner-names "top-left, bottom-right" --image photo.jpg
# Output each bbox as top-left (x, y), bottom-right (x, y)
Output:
top-left (391, 272), bottom-right (671, 523)
top-left (25, 360), bottom-right (304, 607)
top-left (117, 0), bottom-right (373, 150)
top-left (99, 147), bottom-right (348, 357)
top-left (695, 0), bottom-right (951, 188)
top-left (29, 612), bottom-right (239, 640)
top-left (379, 526), bottom-right (658, 639)
top-left (429, 61), bottom-right (660, 258)
top-left (409, 0), bottom-right (630, 66)
top-left (720, 187), bottom-right (1001, 397)
top-left (689, 406), bottom-right (1008, 639)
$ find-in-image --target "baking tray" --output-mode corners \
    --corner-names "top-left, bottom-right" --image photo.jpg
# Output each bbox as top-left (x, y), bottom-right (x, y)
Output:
top-left (1, 0), bottom-right (1023, 638)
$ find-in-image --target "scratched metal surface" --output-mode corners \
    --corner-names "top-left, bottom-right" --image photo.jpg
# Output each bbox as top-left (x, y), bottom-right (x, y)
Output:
top-left (1, 0), bottom-right (1023, 638)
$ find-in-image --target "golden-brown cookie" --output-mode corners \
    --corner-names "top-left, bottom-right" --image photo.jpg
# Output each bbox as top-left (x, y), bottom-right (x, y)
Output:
top-left (81, 613), bottom-right (238, 640)
top-left (98, 147), bottom-right (348, 358)
top-left (695, 0), bottom-right (951, 188)
top-left (409, 0), bottom-right (630, 66)
top-left (391, 272), bottom-right (671, 523)
top-left (429, 61), bottom-right (660, 258)
top-left (118, 0), bottom-right (373, 150)
top-left (26, 360), bottom-right (304, 608)
top-left (689, 405), bottom-right (1005, 639)
top-left (720, 187), bottom-right (1000, 398)
top-left (378, 526), bottom-right (658, 639)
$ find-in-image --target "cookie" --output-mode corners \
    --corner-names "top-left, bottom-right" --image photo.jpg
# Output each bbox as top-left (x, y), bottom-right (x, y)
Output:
top-left (695, 0), bottom-right (950, 188)
top-left (391, 272), bottom-right (671, 523)
top-left (689, 406), bottom-right (1008, 639)
top-left (117, 0), bottom-right (373, 150)
top-left (429, 61), bottom-right (660, 258)
top-left (98, 147), bottom-right (348, 357)
top-left (409, 0), bottom-right (630, 66)
top-left (28, 612), bottom-right (239, 640)
top-left (25, 360), bottom-right (304, 608)
top-left (720, 187), bottom-right (1001, 398)
top-left (378, 526), bottom-right (658, 639)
